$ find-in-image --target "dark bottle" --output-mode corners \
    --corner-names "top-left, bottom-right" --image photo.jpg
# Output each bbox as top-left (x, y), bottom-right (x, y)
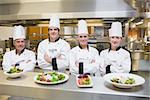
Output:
top-left (52, 58), bottom-right (58, 70)
top-left (79, 62), bottom-right (83, 74)
top-left (106, 65), bottom-right (111, 74)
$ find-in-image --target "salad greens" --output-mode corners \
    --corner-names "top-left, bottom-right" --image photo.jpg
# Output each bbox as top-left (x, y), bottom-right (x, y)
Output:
top-left (7, 67), bottom-right (23, 74)
top-left (37, 71), bottom-right (65, 82)
top-left (111, 77), bottom-right (135, 84)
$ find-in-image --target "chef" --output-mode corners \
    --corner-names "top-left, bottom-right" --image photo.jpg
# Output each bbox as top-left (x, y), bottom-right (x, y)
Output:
top-left (2, 25), bottom-right (36, 72)
top-left (100, 22), bottom-right (131, 74)
top-left (69, 20), bottom-right (103, 76)
top-left (37, 16), bottom-right (70, 71)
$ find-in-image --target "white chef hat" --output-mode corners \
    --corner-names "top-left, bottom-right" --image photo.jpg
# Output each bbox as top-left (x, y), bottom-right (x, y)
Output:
top-left (49, 15), bottom-right (60, 29)
top-left (13, 25), bottom-right (26, 40)
top-left (77, 20), bottom-right (88, 35)
top-left (109, 22), bottom-right (122, 37)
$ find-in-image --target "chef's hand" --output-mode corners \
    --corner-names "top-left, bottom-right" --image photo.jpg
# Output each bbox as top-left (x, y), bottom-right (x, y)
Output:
top-left (44, 53), bottom-right (52, 63)
top-left (56, 54), bottom-right (62, 60)
top-left (75, 61), bottom-right (79, 67)
top-left (25, 60), bottom-right (31, 63)
top-left (110, 60), bottom-right (121, 67)
top-left (90, 59), bottom-right (95, 63)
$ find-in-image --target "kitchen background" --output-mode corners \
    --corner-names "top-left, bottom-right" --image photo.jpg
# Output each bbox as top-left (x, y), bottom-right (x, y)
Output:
top-left (0, 0), bottom-right (149, 71)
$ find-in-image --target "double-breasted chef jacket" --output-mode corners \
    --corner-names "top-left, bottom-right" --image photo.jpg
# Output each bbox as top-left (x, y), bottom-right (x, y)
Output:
top-left (2, 49), bottom-right (36, 72)
top-left (100, 47), bottom-right (131, 74)
top-left (69, 45), bottom-right (102, 76)
top-left (37, 38), bottom-right (70, 71)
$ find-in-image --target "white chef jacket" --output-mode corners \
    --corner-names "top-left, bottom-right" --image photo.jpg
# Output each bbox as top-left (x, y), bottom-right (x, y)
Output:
top-left (100, 47), bottom-right (131, 74)
top-left (37, 38), bottom-right (70, 71)
top-left (2, 49), bottom-right (36, 72)
top-left (69, 46), bottom-right (101, 76)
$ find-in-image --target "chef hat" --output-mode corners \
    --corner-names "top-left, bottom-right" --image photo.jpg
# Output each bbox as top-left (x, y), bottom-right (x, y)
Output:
top-left (77, 20), bottom-right (88, 35)
top-left (13, 25), bottom-right (26, 40)
top-left (109, 22), bottom-right (122, 37)
top-left (49, 15), bottom-right (60, 29)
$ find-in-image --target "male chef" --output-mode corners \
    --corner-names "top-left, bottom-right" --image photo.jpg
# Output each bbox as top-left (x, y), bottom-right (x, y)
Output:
top-left (100, 22), bottom-right (131, 74)
top-left (2, 25), bottom-right (36, 72)
top-left (37, 16), bottom-right (70, 71)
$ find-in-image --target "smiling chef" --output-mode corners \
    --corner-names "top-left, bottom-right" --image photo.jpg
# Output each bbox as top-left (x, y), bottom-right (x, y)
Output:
top-left (37, 15), bottom-right (70, 71)
top-left (100, 22), bottom-right (131, 74)
top-left (2, 25), bottom-right (36, 72)
top-left (69, 20), bottom-right (104, 76)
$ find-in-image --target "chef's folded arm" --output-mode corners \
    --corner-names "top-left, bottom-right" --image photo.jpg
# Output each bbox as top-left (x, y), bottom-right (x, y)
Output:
top-left (55, 43), bottom-right (71, 70)
top-left (84, 63), bottom-right (99, 74)
top-left (84, 53), bottom-right (100, 74)
top-left (38, 55), bottom-right (52, 69)
top-left (68, 51), bottom-right (78, 74)
top-left (110, 52), bottom-right (131, 73)
top-left (2, 52), bottom-right (12, 71)
top-left (37, 43), bottom-right (70, 70)
top-left (22, 53), bottom-right (36, 72)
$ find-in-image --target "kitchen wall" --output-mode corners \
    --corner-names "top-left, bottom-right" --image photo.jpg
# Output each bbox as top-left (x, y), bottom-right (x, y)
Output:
top-left (0, 26), bottom-right (13, 40)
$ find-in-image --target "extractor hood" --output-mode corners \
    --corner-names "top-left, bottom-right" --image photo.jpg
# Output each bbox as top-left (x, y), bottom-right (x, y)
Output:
top-left (125, 0), bottom-right (150, 18)
top-left (0, 0), bottom-right (137, 21)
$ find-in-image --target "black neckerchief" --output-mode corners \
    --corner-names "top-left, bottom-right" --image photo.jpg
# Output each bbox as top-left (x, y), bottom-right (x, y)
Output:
top-left (79, 44), bottom-right (89, 50)
top-left (15, 48), bottom-right (25, 55)
top-left (49, 37), bottom-right (60, 43)
top-left (108, 46), bottom-right (121, 52)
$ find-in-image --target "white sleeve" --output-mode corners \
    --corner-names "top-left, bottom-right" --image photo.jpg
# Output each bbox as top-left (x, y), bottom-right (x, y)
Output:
top-left (120, 52), bottom-right (131, 72)
top-left (69, 50), bottom-right (78, 74)
top-left (110, 52), bottom-right (131, 73)
top-left (84, 50), bottom-right (99, 74)
top-left (57, 42), bottom-right (71, 70)
top-left (20, 52), bottom-right (36, 72)
top-left (37, 43), bottom-right (51, 69)
top-left (2, 52), bottom-right (12, 71)
top-left (99, 51), bottom-right (107, 75)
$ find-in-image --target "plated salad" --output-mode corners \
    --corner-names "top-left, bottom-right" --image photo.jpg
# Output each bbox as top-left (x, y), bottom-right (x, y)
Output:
top-left (103, 73), bottom-right (145, 88)
top-left (34, 71), bottom-right (69, 84)
top-left (4, 67), bottom-right (23, 78)
top-left (76, 74), bottom-right (93, 87)
top-left (7, 67), bottom-right (23, 74)
top-left (111, 77), bottom-right (135, 84)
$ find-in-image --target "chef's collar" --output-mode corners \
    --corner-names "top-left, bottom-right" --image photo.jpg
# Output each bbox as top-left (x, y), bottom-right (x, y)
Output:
top-left (79, 44), bottom-right (89, 50)
top-left (15, 48), bottom-right (25, 55)
top-left (108, 46), bottom-right (121, 52)
top-left (49, 37), bottom-right (60, 42)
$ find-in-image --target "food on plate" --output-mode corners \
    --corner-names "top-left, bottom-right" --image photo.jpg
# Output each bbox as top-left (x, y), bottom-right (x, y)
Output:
top-left (4, 67), bottom-right (23, 78)
top-left (77, 74), bottom-right (91, 85)
top-left (111, 77), bottom-right (135, 84)
top-left (7, 67), bottom-right (23, 74)
top-left (36, 71), bottom-right (65, 82)
top-left (103, 73), bottom-right (145, 88)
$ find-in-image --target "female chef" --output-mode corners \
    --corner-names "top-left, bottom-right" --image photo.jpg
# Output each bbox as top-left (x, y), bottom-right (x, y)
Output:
top-left (2, 25), bottom-right (36, 72)
top-left (100, 22), bottom-right (131, 74)
top-left (69, 20), bottom-right (103, 76)
top-left (37, 16), bottom-right (70, 71)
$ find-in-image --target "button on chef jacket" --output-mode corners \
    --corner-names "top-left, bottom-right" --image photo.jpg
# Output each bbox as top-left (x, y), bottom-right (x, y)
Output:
top-left (37, 38), bottom-right (70, 71)
top-left (100, 47), bottom-right (131, 74)
top-left (69, 46), bottom-right (101, 76)
top-left (2, 49), bottom-right (36, 72)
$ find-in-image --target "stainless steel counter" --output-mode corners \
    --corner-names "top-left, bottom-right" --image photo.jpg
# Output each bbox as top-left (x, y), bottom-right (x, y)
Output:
top-left (0, 71), bottom-right (149, 100)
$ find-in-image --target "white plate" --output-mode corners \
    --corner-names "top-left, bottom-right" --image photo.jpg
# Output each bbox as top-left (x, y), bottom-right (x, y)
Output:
top-left (4, 71), bottom-right (24, 78)
top-left (34, 72), bottom-right (69, 85)
top-left (76, 75), bottom-right (93, 88)
top-left (103, 73), bottom-right (145, 88)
